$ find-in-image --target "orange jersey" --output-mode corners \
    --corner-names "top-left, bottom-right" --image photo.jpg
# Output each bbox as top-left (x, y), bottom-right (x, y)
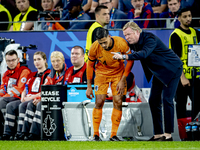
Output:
top-left (88, 36), bottom-right (132, 78)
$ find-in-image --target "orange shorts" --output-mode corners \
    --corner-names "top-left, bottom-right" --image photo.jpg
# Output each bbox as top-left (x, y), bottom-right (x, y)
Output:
top-left (94, 75), bottom-right (127, 95)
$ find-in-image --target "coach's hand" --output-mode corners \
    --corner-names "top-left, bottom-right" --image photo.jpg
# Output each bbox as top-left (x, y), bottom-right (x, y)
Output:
top-left (86, 86), bottom-right (94, 99)
top-left (111, 52), bottom-right (123, 60)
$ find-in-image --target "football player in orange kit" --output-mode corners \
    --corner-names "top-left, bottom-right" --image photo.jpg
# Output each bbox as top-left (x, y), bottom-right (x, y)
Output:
top-left (86, 28), bottom-right (134, 141)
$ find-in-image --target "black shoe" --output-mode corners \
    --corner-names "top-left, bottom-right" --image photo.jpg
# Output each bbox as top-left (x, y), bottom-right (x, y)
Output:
top-left (157, 136), bottom-right (166, 141)
top-left (14, 133), bottom-right (25, 140)
top-left (165, 137), bottom-right (173, 141)
top-left (24, 134), bottom-right (40, 141)
top-left (24, 136), bottom-right (29, 140)
top-left (2, 134), bottom-right (13, 140)
top-left (92, 135), bottom-right (102, 141)
top-left (148, 136), bottom-right (166, 141)
top-left (109, 136), bottom-right (122, 141)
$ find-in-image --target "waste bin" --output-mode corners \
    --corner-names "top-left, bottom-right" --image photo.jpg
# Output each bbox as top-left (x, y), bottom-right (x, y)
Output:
top-left (41, 85), bottom-right (67, 140)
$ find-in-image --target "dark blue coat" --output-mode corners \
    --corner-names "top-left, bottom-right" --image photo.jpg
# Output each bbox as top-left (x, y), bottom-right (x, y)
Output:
top-left (128, 31), bottom-right (182, 86)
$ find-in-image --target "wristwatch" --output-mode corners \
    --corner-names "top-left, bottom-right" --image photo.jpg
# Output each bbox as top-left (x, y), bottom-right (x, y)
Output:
top-left (122, 55), bottom-right (126, 60)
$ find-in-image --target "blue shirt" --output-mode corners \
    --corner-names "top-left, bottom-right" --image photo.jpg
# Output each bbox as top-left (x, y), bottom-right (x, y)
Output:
top-left (68, 10), bottom-right (92, 29)
top-left (159, 11), bottom-right (180, 28)
top-left (61, 0), bottom-right (89, 20)
top-left (145, 0), bottom-right (167, 6)
top-left (128, 2), bottom-right (154, 28)
top-left (118, 0), bottom-right (133, 13)
top-left (180, 0), bottom-right (194, 8)
top-left (82, 0), bottom-right (87, 6)
top-left (40, 17), bottom-right (53, 30)
top-left (108, 7), bottom-right (128, 29)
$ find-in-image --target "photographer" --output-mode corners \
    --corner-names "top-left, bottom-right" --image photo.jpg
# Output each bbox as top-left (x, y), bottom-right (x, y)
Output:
top-left (38, 0), bottom-right (64, 30)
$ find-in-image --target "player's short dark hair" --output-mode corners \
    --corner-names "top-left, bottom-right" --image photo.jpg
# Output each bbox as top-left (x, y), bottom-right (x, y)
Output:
top-left (5, 50), bottom-right (18, 57)
top-left (72, 45), bottom-right (84, 55)
top-left (177, 7), bottom-right (191, 17)
top-left (95, 5), bottom-right (108, 15)
top-left (96, 28), bottom-right (109, 40)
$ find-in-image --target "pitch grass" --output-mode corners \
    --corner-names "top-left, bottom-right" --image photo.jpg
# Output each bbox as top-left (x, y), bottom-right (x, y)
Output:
top-left (0, 141), bottom-right (200, 150)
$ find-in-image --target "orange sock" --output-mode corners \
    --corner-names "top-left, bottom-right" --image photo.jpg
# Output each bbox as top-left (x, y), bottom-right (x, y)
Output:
top-left (110, 108), bottom-right (122, 138)
top-left (92, 108), bottom-right (102, 137)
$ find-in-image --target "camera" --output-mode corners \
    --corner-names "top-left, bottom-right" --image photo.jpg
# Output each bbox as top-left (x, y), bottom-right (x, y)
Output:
top-left (0, 38), bottom-right (15, 63)
top-left (38, 11), bottom-right (60, 19)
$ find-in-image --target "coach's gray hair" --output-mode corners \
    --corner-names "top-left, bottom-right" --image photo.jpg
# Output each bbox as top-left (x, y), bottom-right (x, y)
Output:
top-left (123, 22), bottom-right (142, 33)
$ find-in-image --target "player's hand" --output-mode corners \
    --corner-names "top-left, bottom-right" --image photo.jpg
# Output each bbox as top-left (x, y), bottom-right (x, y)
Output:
top-left (86, 86), bottom-right (94, 99)
top-left (116, 80), bottom-right (125, 95)
top-left (111, 52), bottom-right (122, 60)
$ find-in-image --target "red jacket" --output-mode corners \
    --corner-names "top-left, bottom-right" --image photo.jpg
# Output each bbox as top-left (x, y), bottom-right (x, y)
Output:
top-left (0, 63), bottom-right (31, 98)
top-left (26, 69), bottom-right (51, 95)
top-left (64, 63), bottom-right (86, 83)
top-left (44, 63), bottom-right (67, 85)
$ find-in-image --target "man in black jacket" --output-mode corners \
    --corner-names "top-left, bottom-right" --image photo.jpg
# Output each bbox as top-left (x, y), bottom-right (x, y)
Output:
top-left (112, 21), bottom-right (183, 141)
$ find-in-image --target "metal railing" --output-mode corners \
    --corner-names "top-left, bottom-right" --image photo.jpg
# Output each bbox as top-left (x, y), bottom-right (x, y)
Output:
top-left (0, 17), bottom-right (200, 32)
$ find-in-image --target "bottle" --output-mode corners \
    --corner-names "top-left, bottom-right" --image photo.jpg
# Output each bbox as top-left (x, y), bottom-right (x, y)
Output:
top-left (25, 84), bottom-right (28, 95)
top-left (191, 122), bottom-right (198, 141)
top-left (100, 116), bottom-right (107, 139)
top-left (185, 123), bottom-right (192, 141)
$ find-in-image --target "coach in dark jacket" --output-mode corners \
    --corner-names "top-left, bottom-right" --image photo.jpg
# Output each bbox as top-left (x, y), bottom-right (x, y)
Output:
top-left (112, 22), bottom-right (183, 141)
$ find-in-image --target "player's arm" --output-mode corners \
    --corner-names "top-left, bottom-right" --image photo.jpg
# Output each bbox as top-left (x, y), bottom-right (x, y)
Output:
top-left (123, 51), bottom-right (134, 77)
top-left (86, 58), bottom-right (96, 99)
top-left (86, 46), bottom-right (96, 99)
top-left (117, 56), bottom-right (134, 95)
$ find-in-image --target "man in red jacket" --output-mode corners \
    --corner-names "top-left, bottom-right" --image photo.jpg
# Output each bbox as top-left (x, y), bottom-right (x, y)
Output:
top-left (65, 46), bottom-right (87, 83)
top-left (0, 50), bottom-right (31, 140)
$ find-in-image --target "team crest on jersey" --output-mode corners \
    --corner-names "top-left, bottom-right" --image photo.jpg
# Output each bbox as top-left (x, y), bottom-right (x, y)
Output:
top-left (95, 85), bottom-right (98, 91)
top-left (21, 77), bottom-right (27, 83)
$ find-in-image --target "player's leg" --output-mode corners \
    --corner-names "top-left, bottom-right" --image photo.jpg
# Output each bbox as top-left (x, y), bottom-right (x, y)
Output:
top-left (92, 94), bottom-right (106, 140)
top-left (92, 76), bottom-right (109, 141)
top-left (109, 76), bottom-right (126, 141)
top-left (110, 95), bottom-right (123, 141)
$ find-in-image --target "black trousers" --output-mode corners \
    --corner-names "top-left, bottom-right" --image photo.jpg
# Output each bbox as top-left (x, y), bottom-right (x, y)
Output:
top-left (175, 78), bottom-right (200, 119)
top-left (149, 67), bottom-right (182, 134)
